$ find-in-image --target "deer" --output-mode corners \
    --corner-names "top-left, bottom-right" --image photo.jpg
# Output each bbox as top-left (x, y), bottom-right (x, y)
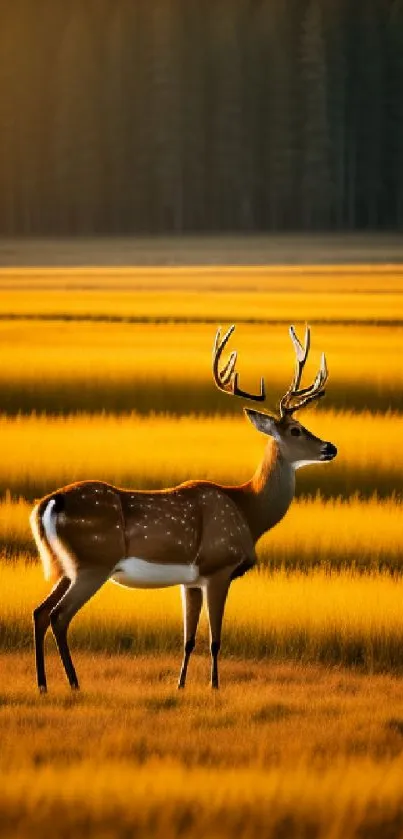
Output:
top-left (30, 324), bottom-right (337, 693)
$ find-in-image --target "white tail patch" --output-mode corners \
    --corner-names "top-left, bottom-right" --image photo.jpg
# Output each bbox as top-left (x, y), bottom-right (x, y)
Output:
top-left (30, 502), bottom-right (54, 581)
top-left (111, 557), bottom-right (200, 590)
top-left (39, 499), bottom-right (77, 582)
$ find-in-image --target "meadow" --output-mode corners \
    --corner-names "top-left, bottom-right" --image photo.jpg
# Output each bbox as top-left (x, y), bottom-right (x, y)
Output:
top-left (5, 560), bottom-right (403, 670)
top-left (1, 259), bottom-right (402, 838)
top-left (1, 320), bottom-right (402, 413)
top-left (1, 266), bottom-right (403, 325)
top-left (0, 409), bottom-right (401, 500)
top-left (3, 654), bottom-right (403, 839)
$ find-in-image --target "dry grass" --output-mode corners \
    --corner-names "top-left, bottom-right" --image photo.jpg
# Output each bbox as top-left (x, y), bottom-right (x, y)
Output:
top-left (1, 267), bottom-right (403, 324)
top-left (1, 321), bottom-right (401, 414)
top-left (0, 409), bottom-right (400, 499)
top-left (259, 494), bottom-right (403, 571)
top-left (2, 287), bottom-right (402, 323)
top-left (3, 560), bottom-right (403, 671)
top-left (2, 262), bottom-right (403, 290)
top-left (3, 321), bottom-right (402, 386)
top-left (2, 653), bottom-right (403, 838)
top-left (0, 261), bottom-right (402, 838)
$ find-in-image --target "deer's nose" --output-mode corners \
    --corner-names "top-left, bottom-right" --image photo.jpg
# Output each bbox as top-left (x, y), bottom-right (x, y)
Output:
top-left (321, 442), bottom-right (337, 460)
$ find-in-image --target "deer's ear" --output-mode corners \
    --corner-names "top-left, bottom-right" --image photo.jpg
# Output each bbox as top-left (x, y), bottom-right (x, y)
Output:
top-left (244, 408), bottom-right (281, 441)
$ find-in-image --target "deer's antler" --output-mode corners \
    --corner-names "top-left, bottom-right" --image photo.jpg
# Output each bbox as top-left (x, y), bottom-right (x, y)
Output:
top-left (212, 325), bottom-right (266, 402)
top-left (279, 325), bottom-right (328, 417)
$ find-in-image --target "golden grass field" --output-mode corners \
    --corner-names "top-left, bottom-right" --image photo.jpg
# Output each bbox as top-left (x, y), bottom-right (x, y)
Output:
top-left (1, 260), bottom-right (402, 838)
top-left (1, 265), bottom-right (403, 324)
top-left (4, 653), bottom-right (403, 839)
top-left (0, 409), bottom-right (401, 500)
top-left (1, 321), bottom-right (402, 413)
top-left (3, 653), bottom-right (403, 839)
top-left (4, 560), bottom-right (403, 670)
top-left (1, 285), bottom-right (402, 323)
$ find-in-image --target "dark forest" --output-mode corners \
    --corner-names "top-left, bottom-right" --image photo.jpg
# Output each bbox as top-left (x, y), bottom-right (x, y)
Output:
top-left (1, 0), bottom-right (403, 235)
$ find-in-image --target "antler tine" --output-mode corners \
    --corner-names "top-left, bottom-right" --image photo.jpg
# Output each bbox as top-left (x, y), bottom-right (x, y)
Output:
top-left (212, 325), bottom-right (236, 393)
top-left (279, 324), bottom-right (310, 414)
top-left (220, 350), bottom-right (238, 386)
top-left (290, 348), bottom-right (327, 400)
top-left (287, 353), bottom-right (328, 412)
top-left (213, 324), bottom-right (234, 356)
top-left (289, 324), bottom-right (310, 392)
top-left (212, 325), bottom-right (266, 402)
top-left (280, 326), bottom-right (328, 417)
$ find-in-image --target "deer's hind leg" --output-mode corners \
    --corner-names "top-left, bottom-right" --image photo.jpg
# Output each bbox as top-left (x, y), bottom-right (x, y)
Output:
top-left (178, 586), bottom-right (203, 689)
top-left (33, 576), bottom-right (71, 693)
top-left (49, 568), bottom-right (110, 690)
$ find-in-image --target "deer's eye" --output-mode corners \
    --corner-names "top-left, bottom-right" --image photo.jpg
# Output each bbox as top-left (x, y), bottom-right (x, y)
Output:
top-left (290, 427), bottom-right (301, 437)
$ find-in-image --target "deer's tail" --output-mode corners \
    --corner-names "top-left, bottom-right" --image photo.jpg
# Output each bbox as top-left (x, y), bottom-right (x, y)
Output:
top-left (30, 494), bottom-right (67, 583)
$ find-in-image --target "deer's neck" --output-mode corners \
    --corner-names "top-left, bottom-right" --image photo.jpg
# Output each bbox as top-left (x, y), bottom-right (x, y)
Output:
top-left (231, 441), bottom-right (295, 543)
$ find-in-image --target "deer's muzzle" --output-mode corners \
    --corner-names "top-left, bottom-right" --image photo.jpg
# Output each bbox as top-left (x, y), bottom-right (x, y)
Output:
top-left (321, 442), bottom-right (337, 461)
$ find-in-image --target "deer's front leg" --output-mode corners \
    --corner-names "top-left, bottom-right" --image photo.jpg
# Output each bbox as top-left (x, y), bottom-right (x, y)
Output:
top-left (205, 572), bottom-right (231, 689)
top-left (178, 586), bottom-right (203, 689)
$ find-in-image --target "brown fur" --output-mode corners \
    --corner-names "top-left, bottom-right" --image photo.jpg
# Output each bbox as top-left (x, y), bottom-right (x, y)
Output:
top-left (42, 478), bottom-right (256, 580)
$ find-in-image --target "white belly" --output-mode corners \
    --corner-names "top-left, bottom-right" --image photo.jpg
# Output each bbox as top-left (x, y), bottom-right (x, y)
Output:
top-left (110, 557), bottom-right (200, 589)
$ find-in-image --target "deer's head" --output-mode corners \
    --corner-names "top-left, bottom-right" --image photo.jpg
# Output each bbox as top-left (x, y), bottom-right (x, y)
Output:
top-left (212, 324), bottom-right (337, 470)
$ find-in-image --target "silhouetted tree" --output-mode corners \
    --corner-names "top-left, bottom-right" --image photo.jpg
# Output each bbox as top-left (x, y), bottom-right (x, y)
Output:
top-left (300, 0), bottom-right (332, 228)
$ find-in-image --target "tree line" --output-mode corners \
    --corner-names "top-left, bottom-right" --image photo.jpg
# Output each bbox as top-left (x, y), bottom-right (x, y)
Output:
top-left (1, 0), bottom-right (402, 235)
